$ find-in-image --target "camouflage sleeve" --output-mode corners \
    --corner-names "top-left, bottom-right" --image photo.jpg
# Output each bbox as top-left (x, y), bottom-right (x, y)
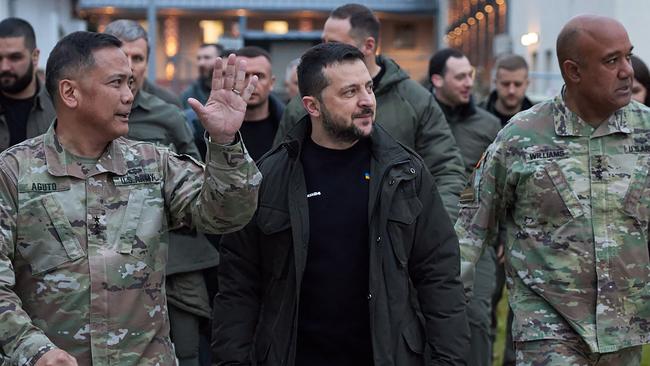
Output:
top-left (272, 96), bottom-right (306, 148)
top-left (164, 132), bottom-right (261, 235)
top-left (0, 158), bottom-right (58, 365)
top-left (454, 139), bottom-right (509, 292)
top-left (413, 94), bottom-right (467, 222)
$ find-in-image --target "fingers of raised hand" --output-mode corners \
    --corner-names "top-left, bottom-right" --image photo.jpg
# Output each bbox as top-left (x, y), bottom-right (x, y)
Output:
top-left (233, 58), bottom-right (248, 94)
top-left (211, 57), bottom-right (225, 91)
top-left (241, 75), bottom-right (259, 101)
top-left (222, 54), bottom-right (238, 91)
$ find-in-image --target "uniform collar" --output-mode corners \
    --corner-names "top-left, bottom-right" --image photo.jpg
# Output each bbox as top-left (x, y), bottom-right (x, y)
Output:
top-left (43, 123), bottom-right (128, 179)
top-left (552, 89), bottom-right (631, 137)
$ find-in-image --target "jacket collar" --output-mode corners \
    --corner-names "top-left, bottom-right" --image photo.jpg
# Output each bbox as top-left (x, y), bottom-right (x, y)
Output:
top-left (43, 123), bottom-right (128, 179)
top-left (552, 89), bottom-right (631, 137)
top-left (483, 90), bottom-right (534, 114)
top-left (282, 115), bottom-right (409, 166)
top-left (434, 95), bottom-right (477, 123)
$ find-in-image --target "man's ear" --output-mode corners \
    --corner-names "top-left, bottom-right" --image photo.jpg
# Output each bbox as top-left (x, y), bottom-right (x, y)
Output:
top-left (302, 96), bottom-right (320, 118)
top-left (360, 36), bottom-right (376, 56)
top-left (31, 48), bottom-right (40, 68)
top-left (562, 60), bottom-right (581, 84)
top-left (431, 74), bottom-right (444, 89)
top-left (59, 79), bottom-right (79, 109)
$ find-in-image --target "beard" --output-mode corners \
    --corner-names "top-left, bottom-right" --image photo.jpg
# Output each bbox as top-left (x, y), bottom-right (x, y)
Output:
top-left (199, 67), bottom-right (214, 88)
top-left (321, 104), bottom-right (373, 144)
top-left (0, 61), bottom-right (34, 95)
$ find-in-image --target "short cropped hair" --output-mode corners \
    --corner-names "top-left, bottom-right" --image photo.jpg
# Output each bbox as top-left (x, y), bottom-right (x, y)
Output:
top-left (495, 54), bottom-right (529, 72)
top-left (428, 48), bottom-right (465, 78)
top-left (46, 31), bottom-right (122, 101)
top-left (200, 43), bottom-right (224, 57)
top-left (330, 3), bottom-right (380, 46)
top-left (298, 42), bottom-right (364, 99)
top-left (0, 17), bottom-right (36, 50)
top-left (104, 19), bottom-right (149, 56)
top-left (234, 46), bottom-right (272, 63)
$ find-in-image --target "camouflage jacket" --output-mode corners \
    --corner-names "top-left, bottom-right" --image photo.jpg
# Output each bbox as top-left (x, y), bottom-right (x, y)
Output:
top-left (455, 94), bottom-right (650, 353)
top-left (0, 125), bottom-right (260, 365)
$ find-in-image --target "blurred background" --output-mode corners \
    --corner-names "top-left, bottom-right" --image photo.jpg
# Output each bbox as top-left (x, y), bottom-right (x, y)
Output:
top-left (4, 0), bottom-right (650, 102)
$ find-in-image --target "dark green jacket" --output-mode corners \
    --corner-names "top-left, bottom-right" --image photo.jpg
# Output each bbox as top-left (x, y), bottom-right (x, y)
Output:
top-left (0, 79), bottom-right (54, 152)
top-left (273, 55), bottom-right (466, 220)
top-left (128, 89), bottom-right (217, 319)
top-left (129, 90), bottom-right (200, 160)
top-left (436, 97), bottom-right (501, 173)
top-left (180, 79), bottom-right (210, 110)
top-left (142, 78), bottom-right (182, 108)
top-left (214, 118), bottom-right (469, 366)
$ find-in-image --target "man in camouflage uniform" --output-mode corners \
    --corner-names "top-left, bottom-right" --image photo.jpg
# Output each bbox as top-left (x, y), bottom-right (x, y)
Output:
top-left (456, 15), bottom-right (650, 365)
top-left (0, 31), bottom-right (260, 365)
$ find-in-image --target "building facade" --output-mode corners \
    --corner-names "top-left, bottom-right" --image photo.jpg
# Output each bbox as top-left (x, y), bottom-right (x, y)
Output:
top-left (442, 0), bottom-right (650, 100)
top-left (78, 0), bottom-right (438, 94)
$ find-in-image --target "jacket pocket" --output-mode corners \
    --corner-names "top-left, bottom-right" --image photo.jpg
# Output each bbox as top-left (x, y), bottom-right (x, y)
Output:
top-left (257, 205), bottom-right (292, 279)
top-left (16, 194), bottom-right (84, 275)
top-left (387, 179), bottom-right (422, 268)
top-left (397, 320), bottom-right (426, 366)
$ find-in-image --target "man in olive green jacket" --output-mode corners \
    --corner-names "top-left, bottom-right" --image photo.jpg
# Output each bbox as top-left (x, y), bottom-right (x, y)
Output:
top-left (430, 48), bottom-right (500, 366)
top-left (273, 3), bottom-right (465, 219)
top-left (0, 18), bottom-right (54, 152)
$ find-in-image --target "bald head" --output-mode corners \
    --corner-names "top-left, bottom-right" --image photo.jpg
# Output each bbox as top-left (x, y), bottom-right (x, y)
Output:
top-left (557, 15), bottom-right (627, 71)
top-left (556, 15), bottom-right (634, 124)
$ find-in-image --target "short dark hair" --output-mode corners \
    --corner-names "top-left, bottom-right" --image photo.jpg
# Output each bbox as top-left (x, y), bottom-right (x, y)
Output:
top-left (428, 48), bottom-right (465, 78)
top-left (632, 55), bottom-right (650, 106)
top-left (0, 17), bottom-right (36, 50)
top-left (330, 3), bottom-right (380, 46)
top-left (298, 42), bottom-right (364, 99)
top-left (495, 54), bottom-right (528, 72)
top-left (200, 43), bottom-right (224, 56)
top-left (46, 31), bottom-right (122, 101)
top-left (234, 46), bottom-right (271, 63)
top-left (104, 19), bottom-right (149, 57)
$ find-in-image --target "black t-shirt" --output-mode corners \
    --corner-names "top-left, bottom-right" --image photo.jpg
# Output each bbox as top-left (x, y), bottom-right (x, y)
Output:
top-left (240, 115), bottom-right (276, 161)
top-left (296, 137), bottom-right (374, 366)
top-left (0, 93), bottom-right (35, 147)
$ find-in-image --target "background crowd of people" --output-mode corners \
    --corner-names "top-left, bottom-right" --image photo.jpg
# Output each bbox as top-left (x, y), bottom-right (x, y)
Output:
top-left (0, 2), bottom-right (649, 366)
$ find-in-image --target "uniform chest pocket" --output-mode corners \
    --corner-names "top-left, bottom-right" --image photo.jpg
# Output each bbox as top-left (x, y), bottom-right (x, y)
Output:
top-left (522, 160), bottom-right (584, 228)
top-left (622, 154), bottom-right (650, 226)
top-left (16, 194), bottom-right (84, 275)
top-left (113, 183), bottom-right (165, 271)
